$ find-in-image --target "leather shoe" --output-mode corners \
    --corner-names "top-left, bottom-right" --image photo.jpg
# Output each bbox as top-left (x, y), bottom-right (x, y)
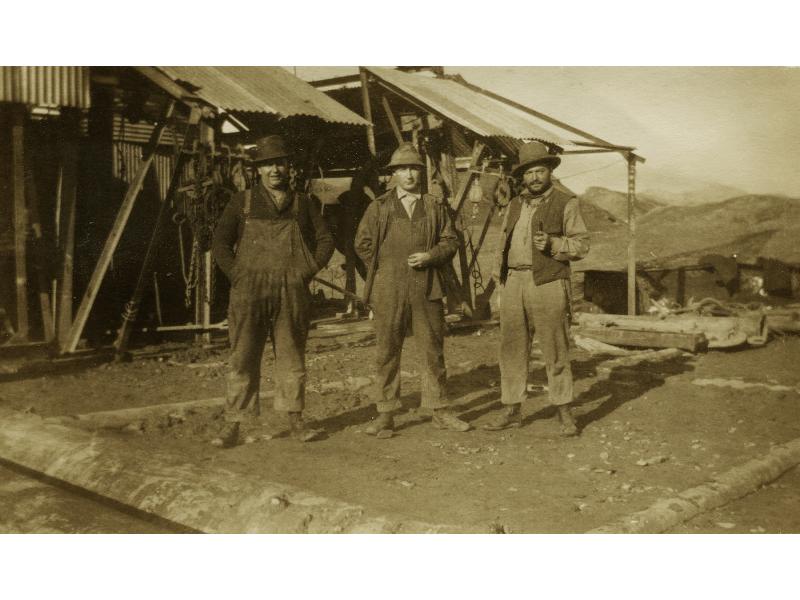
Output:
top-left (482, 404), bottom-right (522, 431)
top-left (289, 412), bottom-right (325, 442)
top-left (558, 405), bottom-right (578, 437)
top-left (364, 412), bottom-right (394, 438)
top-left (210, 421), bottom-right (240, 448)
top-left (432, 409), bottom-right (471, 432)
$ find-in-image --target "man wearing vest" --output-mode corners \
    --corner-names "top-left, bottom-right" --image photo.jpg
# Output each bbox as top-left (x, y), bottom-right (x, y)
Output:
top-left (485, 141), bottom-right (589, 436)
top-left (211, 135), bottom-right (334, 446)
top-left (355, 143), bottom-right (471, 438)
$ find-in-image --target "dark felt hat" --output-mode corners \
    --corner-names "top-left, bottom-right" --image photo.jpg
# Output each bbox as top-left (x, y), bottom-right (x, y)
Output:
top-left (512, 141), bottom-right (561, 177)
top-left (250, 135), bottom-right (291, 164)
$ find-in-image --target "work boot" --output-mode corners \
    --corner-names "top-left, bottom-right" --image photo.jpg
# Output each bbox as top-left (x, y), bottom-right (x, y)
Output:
top-left (210, 421), bottom-right (240, 448)
top-left (482, 404), bottom-right (522, 431)
top-left (432, 408), bottom-right (471, 432)
top-left (558, 405), bottom-right (578, 437)
top-left (364, 412), bottom-right (394, 439)
top-left (288, 412), bottom-right (325, 442)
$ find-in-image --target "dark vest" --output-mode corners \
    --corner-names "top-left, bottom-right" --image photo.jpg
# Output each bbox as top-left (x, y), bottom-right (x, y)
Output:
top-left (500, 187), bottom-right (573, 285)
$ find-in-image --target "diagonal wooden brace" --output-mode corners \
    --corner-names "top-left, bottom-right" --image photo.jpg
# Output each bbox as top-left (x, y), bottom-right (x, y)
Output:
top-left (62, 100), bottom-right (176, 353)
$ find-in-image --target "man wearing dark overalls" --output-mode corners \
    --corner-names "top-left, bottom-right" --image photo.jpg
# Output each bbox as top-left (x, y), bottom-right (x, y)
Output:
top-left (211, 135), bottom-right (334, 446)
top-left (355, 143), bottom-right (471, 438)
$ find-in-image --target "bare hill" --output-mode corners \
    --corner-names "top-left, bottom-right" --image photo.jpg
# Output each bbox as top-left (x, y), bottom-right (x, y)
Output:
top-left (580, 186), bottom-right (664, 222)
top-left (576, 194), bottom-right (800, 271)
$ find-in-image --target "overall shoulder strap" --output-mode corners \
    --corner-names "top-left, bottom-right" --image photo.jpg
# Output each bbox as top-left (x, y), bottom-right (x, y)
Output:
top-left (243, 188), bottom-right (252, 217)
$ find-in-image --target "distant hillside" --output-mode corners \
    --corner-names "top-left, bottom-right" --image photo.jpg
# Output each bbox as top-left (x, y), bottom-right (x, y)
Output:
top-left (639, 177), bottom-right (749, 207)
top-left (580, 186), bottom-right (664, 222)
top-left (576, 194), bottom-right (800, 271)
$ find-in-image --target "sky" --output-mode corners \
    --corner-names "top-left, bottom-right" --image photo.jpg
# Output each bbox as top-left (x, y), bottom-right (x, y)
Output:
top-left (294, 67), bottom-right (800, 199)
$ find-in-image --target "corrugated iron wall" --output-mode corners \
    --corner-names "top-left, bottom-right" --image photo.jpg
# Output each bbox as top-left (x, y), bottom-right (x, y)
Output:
top-left (0, 66), bottom-right (91, 109)
top-left (112, 142), bottom-right (178, 201)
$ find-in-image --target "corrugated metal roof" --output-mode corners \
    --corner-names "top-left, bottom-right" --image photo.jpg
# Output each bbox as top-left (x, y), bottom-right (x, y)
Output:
top-left (365, 67), bottom-right (570, 146)
top-left (0, 66), bottom-right (90, 109)
top-left (157, 66), bottom-right (369, 126)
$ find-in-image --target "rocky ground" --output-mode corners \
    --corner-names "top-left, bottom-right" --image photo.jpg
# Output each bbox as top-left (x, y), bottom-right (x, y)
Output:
top-left (1, 320), bottom-right (799, 533)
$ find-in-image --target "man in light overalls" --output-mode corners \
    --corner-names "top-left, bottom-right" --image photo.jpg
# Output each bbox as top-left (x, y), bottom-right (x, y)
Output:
top-left (211, 135), bottom-right (334, 446)
top-left (355, 143), bottom-right (471, 437)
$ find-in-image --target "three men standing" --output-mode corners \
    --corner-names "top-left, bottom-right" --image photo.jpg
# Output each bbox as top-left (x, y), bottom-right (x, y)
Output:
top-left (486, 141), bottom-right (589, 436)
top-left (355, 144), bottom-right (471, 437)
top-left (212, 135), bottom-right (334, 446)
top-left (212, 135), bottom-right (587, 446)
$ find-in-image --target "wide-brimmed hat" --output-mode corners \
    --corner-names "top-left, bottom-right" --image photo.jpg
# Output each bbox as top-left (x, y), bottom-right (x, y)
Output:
top-left (249, 134), bottom-right (291, 164)
top-left (386, 143), bottom-right (425, 170)
top-left (512, 141), bottom-right (561, 177)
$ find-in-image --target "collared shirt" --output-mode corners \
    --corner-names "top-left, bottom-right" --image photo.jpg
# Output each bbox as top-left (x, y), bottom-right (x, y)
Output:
top-left (395, 187), bottom-right (421, 219)
top-left (507, 184), bottom-right (589, 268)
top-left (261, 182), bottom-right (290, 212)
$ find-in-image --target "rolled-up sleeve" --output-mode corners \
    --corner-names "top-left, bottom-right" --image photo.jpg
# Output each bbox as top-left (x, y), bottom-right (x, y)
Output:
top-left (551, 196), bottom-right (589, 261)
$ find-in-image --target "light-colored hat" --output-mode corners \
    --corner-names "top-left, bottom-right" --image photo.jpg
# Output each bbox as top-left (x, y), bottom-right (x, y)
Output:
top-left (387, 143), bottom-right (425, 170)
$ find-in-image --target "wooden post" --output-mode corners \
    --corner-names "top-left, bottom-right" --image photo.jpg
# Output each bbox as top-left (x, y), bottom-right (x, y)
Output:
top-left (450, 141), bottom-right (488, 310)
top-left (57, 109), bottom-right (79, 346)
top-left (381, 95), bottom-right (403, 145)
top-left (63, 100), bottom-right (176, 353)
top-left (626, 153), bottom-right (637, 316)
top-left (201, 250), bottom-right (212, 344)
top-left (359, 68), bottom-right (376, 157)
top-left (11, 107), bottom-right (29, 341)
top-left (24, 154), bottom-right (55, 342)
top-left (114, 146), bottom-right (191, 355)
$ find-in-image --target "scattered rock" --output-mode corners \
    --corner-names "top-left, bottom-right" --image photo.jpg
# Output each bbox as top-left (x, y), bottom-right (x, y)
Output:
top-left (122, 420), bottom-right (145, 434)
top-left (270, 495), bottom-right (290, 509)
top-left (636, 455), bottom-right (669, 467)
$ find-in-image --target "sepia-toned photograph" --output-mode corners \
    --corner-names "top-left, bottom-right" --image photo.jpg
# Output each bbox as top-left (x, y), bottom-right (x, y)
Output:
top-left (2, 6), bottom-right (800, 598)
top-left (2, 63), bottom-right (798, 538)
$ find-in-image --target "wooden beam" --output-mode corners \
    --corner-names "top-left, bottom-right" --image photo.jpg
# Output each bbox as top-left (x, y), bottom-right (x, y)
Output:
top-left (11, 107), bottom-right (29, 341)
top-left (467, 204), bottom-right (497, 273)
top-left (381, 95), bottom-right (404, 145)
top-left (57, 109), bottom-right (79, 346)
top-left (451, 141), bottom-right (487, 213)
top-left (114, 141), bottom-right (192, 355)
top-left (359, 68), bottom-right (376, 156)
top-left (575, 327), bottom-right (707, 353)
top-left (24, 154), bottom-right (55, 342)
top-left (626, 154), bottom-right (637, 315)
top-left (63, 100), bottom-right (176, 353)
top-left (451, 141), bottom-right (488, 309)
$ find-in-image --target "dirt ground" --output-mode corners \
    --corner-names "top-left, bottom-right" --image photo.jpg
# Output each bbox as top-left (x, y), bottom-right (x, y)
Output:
top-left (1, 325), bottom-right (799, 533)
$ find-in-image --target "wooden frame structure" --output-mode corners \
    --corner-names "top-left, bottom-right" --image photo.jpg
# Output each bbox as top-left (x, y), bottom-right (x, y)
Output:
top-left (341, 67), bottom-right (645, 315)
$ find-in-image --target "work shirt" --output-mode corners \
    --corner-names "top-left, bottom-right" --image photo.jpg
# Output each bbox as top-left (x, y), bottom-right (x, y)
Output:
top-left (395, 188), bottom-right (421, 219)
top-left (507, 185), bottom-right (590, 268)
